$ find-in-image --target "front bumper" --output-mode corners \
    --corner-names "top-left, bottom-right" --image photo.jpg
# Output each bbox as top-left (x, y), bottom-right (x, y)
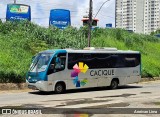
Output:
top-left (28, 84), bottom-right (38, 90)
top-left (26, 80), bottom-right (49, 91)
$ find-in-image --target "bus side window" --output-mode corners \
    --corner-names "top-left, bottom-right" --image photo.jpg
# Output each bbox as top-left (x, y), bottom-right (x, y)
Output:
top-left (57, 53), bottom-right (66, 70)
top-left (47, 57), bottom-right (55, 75)
top-left (115, 55), bottom-right (126, 68)
top-left (47, 53), bottom-right (66, 75)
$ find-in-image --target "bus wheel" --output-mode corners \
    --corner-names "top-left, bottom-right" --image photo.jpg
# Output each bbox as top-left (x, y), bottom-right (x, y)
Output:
top-left (55, 83), bottom-right (65, 94)
top-left (110, 80), bottom-right (118, 89)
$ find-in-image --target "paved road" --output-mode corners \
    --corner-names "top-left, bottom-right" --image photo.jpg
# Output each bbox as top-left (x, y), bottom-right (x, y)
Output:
top-left (0, 81), bottom-right (160, 117)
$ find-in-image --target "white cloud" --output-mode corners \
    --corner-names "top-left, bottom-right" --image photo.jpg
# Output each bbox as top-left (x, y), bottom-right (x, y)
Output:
top-left (0, 0), bottom-right (115, 27)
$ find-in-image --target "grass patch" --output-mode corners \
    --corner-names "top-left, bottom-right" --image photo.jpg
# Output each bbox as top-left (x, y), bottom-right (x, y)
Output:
top-left (0, 21), bottom-right (160, 83)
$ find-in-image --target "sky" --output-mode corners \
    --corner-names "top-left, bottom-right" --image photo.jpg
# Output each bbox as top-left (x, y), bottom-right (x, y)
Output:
top-left (0, 0), bottom-right (115, 28)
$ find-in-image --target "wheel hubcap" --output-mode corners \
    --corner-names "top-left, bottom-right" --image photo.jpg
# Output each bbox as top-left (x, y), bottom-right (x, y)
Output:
top-left (112, 81), bottom-right (116, 88)
top-left (57, 86), bottom-right (62, 92)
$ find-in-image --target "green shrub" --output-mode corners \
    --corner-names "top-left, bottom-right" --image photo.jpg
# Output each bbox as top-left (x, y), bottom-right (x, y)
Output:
top-left (0, 21), bottom-right (160, 83)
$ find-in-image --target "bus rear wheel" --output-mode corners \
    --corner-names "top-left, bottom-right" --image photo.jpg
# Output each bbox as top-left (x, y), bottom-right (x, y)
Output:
top-left (110, 80), bottom-right (118, 89)
top-left (55, 83), bottom-right (65, 94)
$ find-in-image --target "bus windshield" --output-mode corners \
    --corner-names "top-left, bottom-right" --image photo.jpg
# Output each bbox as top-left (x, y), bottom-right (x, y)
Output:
top-left (29, 53), bottom-right (53, 72)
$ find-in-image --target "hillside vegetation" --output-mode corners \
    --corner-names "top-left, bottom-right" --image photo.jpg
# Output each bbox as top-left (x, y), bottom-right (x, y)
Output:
top-left (0, 21), bottom-right (160, 83)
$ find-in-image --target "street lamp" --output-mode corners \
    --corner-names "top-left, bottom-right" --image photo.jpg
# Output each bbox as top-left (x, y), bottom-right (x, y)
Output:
top-left (88, 0), bottom-right (110, 47)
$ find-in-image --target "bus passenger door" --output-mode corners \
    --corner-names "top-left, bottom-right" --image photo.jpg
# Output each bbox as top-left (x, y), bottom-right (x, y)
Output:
top-left (47, 53), bottom-right (67, 91)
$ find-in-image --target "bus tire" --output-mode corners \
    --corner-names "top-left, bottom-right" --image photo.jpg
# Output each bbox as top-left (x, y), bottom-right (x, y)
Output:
top-left (55, 83), bottom-right (65, 94)
top-left (110, 79), bottom-right (119, 89)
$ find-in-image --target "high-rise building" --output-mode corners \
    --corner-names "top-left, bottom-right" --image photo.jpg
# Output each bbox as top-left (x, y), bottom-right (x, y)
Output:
top-left (115, 0), bottom-right (160, 34)
top-left (144, 0), bottom-right (160, 34)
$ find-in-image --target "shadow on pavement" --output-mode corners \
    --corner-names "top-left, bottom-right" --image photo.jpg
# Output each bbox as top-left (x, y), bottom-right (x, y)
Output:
top-left (118, 85), bottom-right (142, 89)
top-left (28, 85), bottom-right (142, 95)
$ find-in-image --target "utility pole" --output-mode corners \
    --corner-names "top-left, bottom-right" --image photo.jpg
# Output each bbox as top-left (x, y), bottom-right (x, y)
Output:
top-left (14, 0), bottom-right (16, 4)
top-left (88, 0), bottom-right (93, 47)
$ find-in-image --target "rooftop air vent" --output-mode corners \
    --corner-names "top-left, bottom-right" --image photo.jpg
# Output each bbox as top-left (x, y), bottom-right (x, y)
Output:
top-left (83, 47), bottom-right (117, 51)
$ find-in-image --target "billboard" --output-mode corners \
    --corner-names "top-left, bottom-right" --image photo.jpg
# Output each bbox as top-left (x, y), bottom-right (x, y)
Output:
top-left (6, 4), bottom-right (31, 21)
top-left (106, 23), bottom-right (112, 28)
top-left (49, 9), bottom-right (71, 29)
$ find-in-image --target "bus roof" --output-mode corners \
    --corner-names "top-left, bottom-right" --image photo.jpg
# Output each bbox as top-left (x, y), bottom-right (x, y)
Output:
top-left (66, 49), bottom-right (140, 54)
top-left (40, 48), bottom-right (140, 54)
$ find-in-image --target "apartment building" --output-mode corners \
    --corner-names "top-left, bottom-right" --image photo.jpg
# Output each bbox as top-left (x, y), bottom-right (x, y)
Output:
top-left (144, 0), bottom-right (160, 34)
top-left (115, 0), bottom-right (160, 34)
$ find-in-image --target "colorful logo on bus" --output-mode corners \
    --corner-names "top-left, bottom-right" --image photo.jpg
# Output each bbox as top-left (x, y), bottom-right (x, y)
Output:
top-left (71, 62), bottom-right (89, 87)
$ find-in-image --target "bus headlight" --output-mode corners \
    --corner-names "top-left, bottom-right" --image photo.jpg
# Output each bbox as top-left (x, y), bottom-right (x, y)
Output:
top-left (28, 76), bottom-right (31, 80)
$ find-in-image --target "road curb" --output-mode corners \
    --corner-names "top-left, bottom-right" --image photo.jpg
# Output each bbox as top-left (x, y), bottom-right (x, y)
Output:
top-left (0, 83), bottom-right (27, 90)
top-left (140, 77), bottom-right (160, 82)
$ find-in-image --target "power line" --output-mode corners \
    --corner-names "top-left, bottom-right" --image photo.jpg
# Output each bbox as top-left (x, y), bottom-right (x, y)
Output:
top-left (1, 1), bottom-right (92, 15)
top-left (94, 0), bottom-right (110, 19)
